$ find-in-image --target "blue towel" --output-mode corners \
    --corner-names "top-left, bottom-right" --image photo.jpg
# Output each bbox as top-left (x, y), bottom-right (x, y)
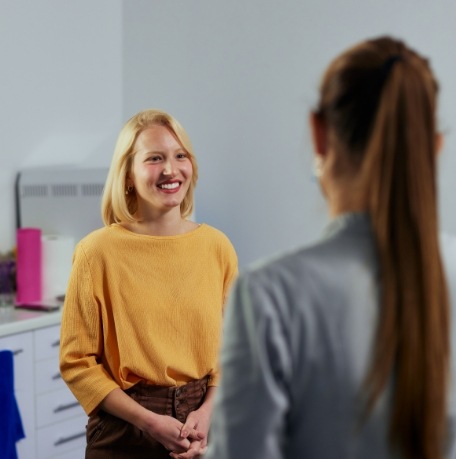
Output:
top-left (0, 350), bottom-right (25, 459)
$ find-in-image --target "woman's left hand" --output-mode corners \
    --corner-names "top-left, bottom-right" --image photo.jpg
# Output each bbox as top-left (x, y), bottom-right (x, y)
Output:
top-left (169, 405), bottom-right (211, 459)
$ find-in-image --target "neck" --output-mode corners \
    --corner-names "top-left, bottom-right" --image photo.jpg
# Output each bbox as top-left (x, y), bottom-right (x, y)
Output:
top-left (328, 200), bottom-right (367, 218)
top-left (325, 178), bottom-right (368, 218)
top-left (125, 209), bottom-right (197, 236)
top-left (317, 146), bottom-right (368, 218)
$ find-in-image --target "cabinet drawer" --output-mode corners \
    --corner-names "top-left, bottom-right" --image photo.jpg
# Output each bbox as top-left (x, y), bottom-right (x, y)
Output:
top-left (49, 444), bottom-right (86, 459)
top-left (0, 331), bottom-right (33, 392)
top-left (35, 357), bottom-right (66, 395)
top-left (34, 324), bottom-right (61, 361)
top-left (36, 387), bottom-right (84, 428)
top-left (36, 414), bottom-right (86, 459)
top-left (16, 388), bottom-right (37, 459)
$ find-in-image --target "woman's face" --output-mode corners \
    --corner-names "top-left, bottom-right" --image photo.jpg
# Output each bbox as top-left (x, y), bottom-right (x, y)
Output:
top-left (128, 125), bottom-right (193, 219)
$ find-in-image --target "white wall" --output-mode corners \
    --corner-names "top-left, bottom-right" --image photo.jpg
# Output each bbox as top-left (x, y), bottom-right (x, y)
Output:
top-left (0, 1), bottom-right (123, 251)
top-left (2, 1), bottom-right (455, 267)
top-left (122, 0), bottom-right (456, 267)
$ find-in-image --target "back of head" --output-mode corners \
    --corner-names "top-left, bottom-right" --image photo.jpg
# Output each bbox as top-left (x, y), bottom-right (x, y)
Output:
top-left (316, 37), bottom-right (449, 459)
top-left (101, 109), bottom-right (199, 225)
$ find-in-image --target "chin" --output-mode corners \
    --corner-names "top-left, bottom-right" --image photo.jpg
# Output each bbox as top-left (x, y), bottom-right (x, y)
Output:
top-left (163, 201), bottom-right (182, 210)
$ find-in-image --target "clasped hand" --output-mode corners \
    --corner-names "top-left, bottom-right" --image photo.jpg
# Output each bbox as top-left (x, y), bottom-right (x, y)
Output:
top-left (166, 408), bottom-right (210, 459)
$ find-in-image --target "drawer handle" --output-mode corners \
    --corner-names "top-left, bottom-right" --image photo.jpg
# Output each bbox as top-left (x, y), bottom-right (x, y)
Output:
top-left (51, 339), bottom-right (60, 348)
top-left (54, 431), bottom-right (85, 446)
top-left (53, 401), bottom-right (80, 413)
top-left (13, 349), bottom-right (24, 356)
top-left (52, 372), bottom-right (62, 380)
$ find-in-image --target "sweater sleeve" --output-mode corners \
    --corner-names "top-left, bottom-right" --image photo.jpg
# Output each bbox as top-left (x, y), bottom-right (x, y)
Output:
top-left (222, 239), bottom-right (239, 308)
top-left (59, 243), bottom-right (119, 415)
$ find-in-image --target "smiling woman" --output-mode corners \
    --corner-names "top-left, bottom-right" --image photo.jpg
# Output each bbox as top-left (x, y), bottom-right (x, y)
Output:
top-left (59, 109), bottom-right (238, 459)
top-left (127, 125), bottom-right (194, 226)
top-left (102, 110), bottom-right (199, 236)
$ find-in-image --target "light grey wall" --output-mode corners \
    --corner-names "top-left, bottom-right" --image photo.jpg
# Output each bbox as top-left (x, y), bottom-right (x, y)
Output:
top-left (2, 2), bottom-right (455, 266)
top-left (0, 1), bottom-right (123, 251)
top-left (123, 0), bottom-right (456, 268)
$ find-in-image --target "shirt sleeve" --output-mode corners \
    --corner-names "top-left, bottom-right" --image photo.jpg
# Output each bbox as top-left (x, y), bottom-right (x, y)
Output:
top-left (207, 272), bottom-right (291, 459)
top-left (59, 243), bottom-right (119, 415)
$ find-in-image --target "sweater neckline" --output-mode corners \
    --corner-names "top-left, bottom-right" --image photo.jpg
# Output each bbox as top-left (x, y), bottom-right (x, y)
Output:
top-left (111, 222), bottom-right (206, 240)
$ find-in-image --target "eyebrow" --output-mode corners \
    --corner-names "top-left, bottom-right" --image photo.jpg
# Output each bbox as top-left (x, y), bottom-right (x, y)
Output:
top-left (134, 147), bottom-right (187, 157)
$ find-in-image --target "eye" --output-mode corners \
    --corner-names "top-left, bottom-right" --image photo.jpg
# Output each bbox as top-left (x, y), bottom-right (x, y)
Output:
top-left (176, 152), bottom-right (188, 160)
top-left (147, 155), bottom-right (162, 162)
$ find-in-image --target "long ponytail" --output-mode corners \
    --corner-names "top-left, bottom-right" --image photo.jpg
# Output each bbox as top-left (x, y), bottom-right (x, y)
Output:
top-left (317, 37), bottom-right (450, 459)
top-left (364, 50), bottom-right (449, 459)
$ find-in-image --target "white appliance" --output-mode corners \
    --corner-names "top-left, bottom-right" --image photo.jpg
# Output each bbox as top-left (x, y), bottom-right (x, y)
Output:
top-left (16, 166), bottom-right (108, 244)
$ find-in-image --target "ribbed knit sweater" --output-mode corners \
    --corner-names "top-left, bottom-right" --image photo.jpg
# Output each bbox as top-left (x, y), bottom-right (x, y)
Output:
top-left (59, 223), bottom-right (238, 416)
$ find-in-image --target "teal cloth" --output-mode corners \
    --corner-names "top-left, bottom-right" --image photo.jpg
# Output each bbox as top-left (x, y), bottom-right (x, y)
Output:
top-left (0, 350), bottom-right (25, 459)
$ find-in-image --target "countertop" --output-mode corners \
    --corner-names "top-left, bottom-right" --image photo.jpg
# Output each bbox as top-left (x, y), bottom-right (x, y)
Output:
top-left (0, 305), bottom-right (63, 338)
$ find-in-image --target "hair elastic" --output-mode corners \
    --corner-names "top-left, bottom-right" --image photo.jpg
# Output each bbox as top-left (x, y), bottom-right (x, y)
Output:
top-left (382, 55), bottom-right (404, 76)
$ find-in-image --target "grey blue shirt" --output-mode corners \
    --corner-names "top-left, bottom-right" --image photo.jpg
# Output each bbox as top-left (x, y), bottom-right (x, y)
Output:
top-left (206, 213), bottom-right (456, 459)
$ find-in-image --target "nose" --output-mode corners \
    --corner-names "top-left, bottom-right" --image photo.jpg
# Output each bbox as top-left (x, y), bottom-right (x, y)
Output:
top-left (162, 160), bottom-right (175, 176)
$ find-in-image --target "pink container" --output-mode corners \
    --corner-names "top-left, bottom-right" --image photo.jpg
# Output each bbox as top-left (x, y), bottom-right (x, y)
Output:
top-left (16, 228), bottom-right (42, 304)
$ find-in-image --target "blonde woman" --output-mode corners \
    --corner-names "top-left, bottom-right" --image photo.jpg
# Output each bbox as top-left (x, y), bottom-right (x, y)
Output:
top-left (60, 109), bottom-right (238, 459)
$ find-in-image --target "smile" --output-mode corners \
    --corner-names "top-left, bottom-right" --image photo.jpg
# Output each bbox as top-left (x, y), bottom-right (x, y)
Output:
top-left (158, 182), bottom-right (180, 190)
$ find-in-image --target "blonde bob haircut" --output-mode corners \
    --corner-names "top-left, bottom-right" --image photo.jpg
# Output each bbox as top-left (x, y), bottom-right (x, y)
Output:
top-left (101, 109), bottom-right (199, 226)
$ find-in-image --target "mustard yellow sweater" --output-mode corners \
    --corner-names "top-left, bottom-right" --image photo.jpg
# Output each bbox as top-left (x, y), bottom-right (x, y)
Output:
top-left (59, 223), bottom-right (238, 415)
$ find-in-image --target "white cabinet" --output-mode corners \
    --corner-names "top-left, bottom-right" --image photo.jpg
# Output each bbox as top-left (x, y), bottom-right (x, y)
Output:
top-left (34, 325), bottom-right (86, 459)
top-left (0, 323), bottom-right (86, 459)
top-left (37, 415), bottom-right (86, 459)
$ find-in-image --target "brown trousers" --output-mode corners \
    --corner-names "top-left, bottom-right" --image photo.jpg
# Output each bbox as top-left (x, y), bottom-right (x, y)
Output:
top-left (85, 376), bottom-right (209, 459)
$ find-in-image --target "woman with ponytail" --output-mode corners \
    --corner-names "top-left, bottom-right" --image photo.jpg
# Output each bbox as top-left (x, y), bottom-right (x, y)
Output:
top-left (205, 36), bottom-right (455, 459)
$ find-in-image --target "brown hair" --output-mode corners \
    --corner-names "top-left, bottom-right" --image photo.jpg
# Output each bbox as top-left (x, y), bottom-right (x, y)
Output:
top-left (101, 109), bottom-right (198, 225)
top-left (316, 36), bottom-right (449, 459)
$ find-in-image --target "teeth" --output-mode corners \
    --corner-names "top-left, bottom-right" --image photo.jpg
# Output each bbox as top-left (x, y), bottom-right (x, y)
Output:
top-left (159, 182), bottom-right (179, 190)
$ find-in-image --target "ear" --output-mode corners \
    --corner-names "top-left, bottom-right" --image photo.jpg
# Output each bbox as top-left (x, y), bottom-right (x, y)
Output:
top-left (125, 175), bottom-right (134, 190)
top-left (436, 132), bottom-right (444, 156)
top-left (309, 112), bottom-right (328, 157)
